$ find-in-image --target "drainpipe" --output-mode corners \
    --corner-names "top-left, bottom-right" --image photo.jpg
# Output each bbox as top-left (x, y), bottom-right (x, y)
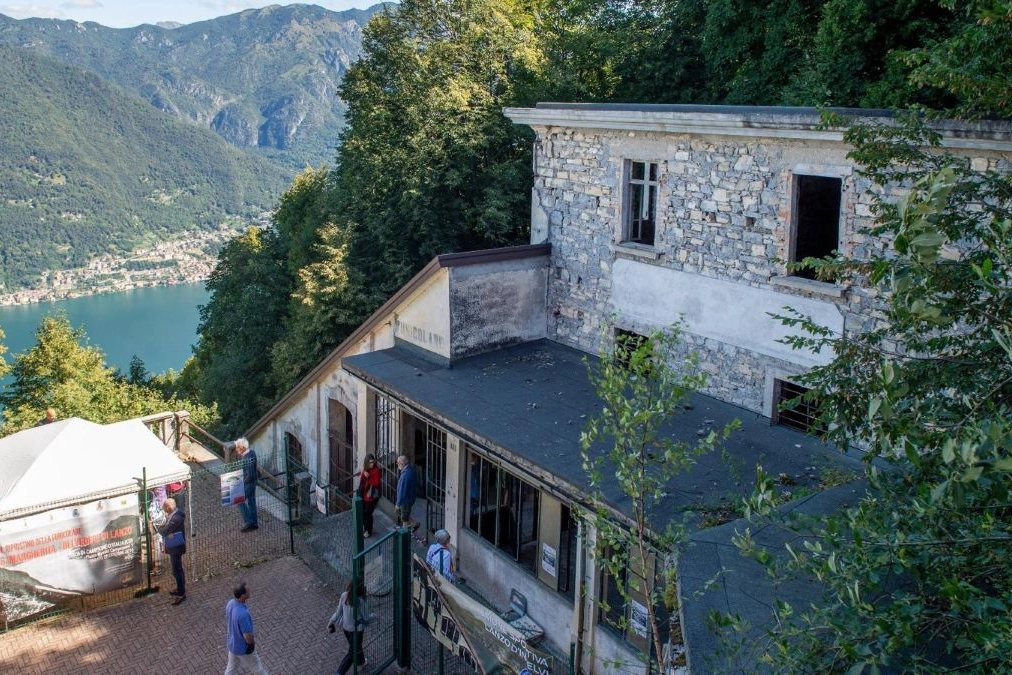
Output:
top-left (573, 517), bottom-right (586, 673)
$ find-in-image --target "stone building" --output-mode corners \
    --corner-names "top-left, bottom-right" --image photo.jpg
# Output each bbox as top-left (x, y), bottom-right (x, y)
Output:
top-left (245, 105), bottom-right (1012, 673)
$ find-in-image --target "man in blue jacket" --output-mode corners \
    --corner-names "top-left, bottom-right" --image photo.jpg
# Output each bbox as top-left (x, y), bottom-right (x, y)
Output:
top-left (236, 438), bottom-right (259, 532)
top-left (158, 497), bottom-right (186, 605)
top-left (395, 455), bottom-right (418, 532)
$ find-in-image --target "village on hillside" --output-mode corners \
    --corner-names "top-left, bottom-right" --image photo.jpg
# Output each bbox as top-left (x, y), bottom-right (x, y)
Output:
top-left (0, 225), bottom-right (246, 306)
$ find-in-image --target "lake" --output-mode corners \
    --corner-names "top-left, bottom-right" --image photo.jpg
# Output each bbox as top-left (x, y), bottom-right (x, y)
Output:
top-left (0, 283), bottom-right (210, 376)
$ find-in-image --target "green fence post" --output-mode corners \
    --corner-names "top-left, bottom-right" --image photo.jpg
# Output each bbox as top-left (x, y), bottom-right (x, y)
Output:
top-left (285, 437), bottom-right (294, 555)
top-left (393, 528), bottom-right (411, 670)
top-left (135, 467), bottom-right (157, 598)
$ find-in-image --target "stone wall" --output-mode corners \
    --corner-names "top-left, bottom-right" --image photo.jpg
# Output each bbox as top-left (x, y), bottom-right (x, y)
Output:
top-left (531, 126), bottom-right (1004, 414)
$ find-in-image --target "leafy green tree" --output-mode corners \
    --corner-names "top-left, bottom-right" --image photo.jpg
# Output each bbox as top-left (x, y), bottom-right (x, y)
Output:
top-left (0, 313), bottom-right (211, 433)
top-left (582, 327), bottom-right (738, 673)
top-left (330, 0), bottom-right (541, 327)
top-left (782, 0), bottom-right (955, 107)
top-left (192, 227), bottom-right (291, 435)
top-left (720, 9), bottom-right (1012, 661)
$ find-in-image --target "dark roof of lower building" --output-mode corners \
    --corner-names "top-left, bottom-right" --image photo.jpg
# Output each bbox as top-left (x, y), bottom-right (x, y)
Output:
top-left (343, 338), bottom-right (870, 667)
top-left (342, 338), bottom-right (864, 530)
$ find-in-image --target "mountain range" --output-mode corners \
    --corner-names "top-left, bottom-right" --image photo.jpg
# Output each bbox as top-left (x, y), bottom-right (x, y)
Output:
top-left (0, 4), bottom-right (382, 291)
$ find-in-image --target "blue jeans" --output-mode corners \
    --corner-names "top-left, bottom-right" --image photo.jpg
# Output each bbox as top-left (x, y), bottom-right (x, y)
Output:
top-left (239, 485), bottom-right (258, 527)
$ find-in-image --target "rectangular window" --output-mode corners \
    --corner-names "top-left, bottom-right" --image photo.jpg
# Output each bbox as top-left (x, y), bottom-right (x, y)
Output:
top-left (598, 547), bottom-right (667, 653)
top-left (467, 451), bottom-right (540, 574)
top-left (624, 161), bottom-right (658, 246)
top-left (791, 174), bottom-right (842, 279)
top-left (772, 379), bottom-right (823, 434)
top-left (557, 504), bottom-right (577, 599)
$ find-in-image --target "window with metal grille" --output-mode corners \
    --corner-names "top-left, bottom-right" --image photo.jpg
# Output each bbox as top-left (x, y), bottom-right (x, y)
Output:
top-left (772, 379), bottom-right (823, 433)
top-left (374, 394), bottom-right (401, 501)
top-left (624, 161), bottom-right (658, 246)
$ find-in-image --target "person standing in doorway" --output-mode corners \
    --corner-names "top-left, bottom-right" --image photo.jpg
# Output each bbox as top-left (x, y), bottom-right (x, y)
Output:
top-left (235, 438), bottom-right (259, 532)
top-left (358, 454), bottom-right (381, 538)
top-left (328, 580), bottom-right (373, 674)
top-left (158, 498), bottom-right (186, 605)
top-left (224, 581), bottom-right (269, 675)
top-left (395, 455), bottom-right (417, 532)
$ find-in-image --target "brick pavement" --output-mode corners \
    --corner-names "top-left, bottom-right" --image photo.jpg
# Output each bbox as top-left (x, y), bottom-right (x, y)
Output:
top-left (0, 555), bottom-right (374, 674)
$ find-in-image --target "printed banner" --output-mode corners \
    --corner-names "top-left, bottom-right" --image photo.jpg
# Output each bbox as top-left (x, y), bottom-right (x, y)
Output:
top-left (411, 555), bottom-right (554, 675)
top-left (0, 494), bottom-right (141, 623)
top-left (220, 469), bottom-right (245, 506)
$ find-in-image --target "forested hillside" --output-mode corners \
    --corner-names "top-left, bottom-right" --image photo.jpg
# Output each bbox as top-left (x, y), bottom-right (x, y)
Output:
top-left (0, 46), bottom-right (290, 291)
top-left (0, 4), bottom-right (382, 170)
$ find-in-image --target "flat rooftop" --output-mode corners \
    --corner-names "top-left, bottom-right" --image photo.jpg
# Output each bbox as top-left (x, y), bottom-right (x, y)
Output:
top-left (343, 339), bottom-right (864, 529)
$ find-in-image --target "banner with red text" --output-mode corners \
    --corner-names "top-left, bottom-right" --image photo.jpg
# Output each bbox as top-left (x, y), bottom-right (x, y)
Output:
top-left (0, 493), bottom-right (141, 623)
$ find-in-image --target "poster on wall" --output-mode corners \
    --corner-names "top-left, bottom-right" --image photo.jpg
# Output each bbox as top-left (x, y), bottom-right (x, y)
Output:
top-left (540, 543), bottom-right (557, 577)
top-left (630, 599), bottom-right (649, 638)
top-left (0, 494), bottom-right (141, 624)
top-left (220, 469), bottom-right (245, 506)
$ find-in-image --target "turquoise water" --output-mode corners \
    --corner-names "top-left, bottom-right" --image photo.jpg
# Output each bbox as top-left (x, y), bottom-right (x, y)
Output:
top-left (0, 283), bottom-right (210, 376)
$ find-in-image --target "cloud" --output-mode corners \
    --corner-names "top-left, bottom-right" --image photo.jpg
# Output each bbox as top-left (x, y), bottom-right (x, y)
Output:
top-left (62, 0), bottom-right (101, 9)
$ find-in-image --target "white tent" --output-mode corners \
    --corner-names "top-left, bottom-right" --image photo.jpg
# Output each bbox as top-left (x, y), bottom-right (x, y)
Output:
top-left (0, 417), bottom-right (191, 519)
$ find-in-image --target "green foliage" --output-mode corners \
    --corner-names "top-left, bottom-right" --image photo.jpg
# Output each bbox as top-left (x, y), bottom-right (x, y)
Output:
top-left (0, 46), bottom-right (290, 291)
top-left (330, 0), bottom-right (539, 325)
top-left (725, 116), bottom-right (1012, 673)
top-left (192, 227), bottom-right (291, 437)
top-left (581, 326), bottom-right (739, 673)
top-left (0, 313), bottom-right (212, 434)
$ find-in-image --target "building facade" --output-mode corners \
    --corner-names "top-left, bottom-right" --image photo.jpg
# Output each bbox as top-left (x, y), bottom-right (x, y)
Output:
top-left (246, 105), bottom-right (1012, 673)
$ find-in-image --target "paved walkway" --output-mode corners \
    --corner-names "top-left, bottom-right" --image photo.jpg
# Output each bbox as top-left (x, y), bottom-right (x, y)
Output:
top-left (0, 555), bottom-right (371, 674)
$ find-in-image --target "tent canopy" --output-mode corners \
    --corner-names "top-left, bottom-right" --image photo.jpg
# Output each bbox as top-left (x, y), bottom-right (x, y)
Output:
top-left (0, 417), bottom-right (191, 519)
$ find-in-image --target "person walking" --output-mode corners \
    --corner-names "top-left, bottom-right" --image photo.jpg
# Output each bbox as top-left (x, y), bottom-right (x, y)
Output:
top-left (425, 529), bottom-right (460, 583)
top-left (328, 581), bottom-right (373, 674)
top-left (224, 581), bottom-right (269, 675)
top-left (158, 497), bottom-right (186, 605)
top-left (358, 454), bottom-right (381, 538)
top-left (235, 438), bottom-right (259, 532)
top-left (395, 455), bottom-right (417, 532)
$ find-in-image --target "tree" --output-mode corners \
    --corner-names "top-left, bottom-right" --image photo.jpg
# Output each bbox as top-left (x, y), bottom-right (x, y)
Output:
top-left (0, 313), bottom-right (212, 433)
top-left (192, 227), bottom-right (290, 436)
top-left (719, 17), bottom-right (1012, 662)
top-left (330, 0), bottom-right (541, 328)
top-left (581, 327), bottom-right (738, 673)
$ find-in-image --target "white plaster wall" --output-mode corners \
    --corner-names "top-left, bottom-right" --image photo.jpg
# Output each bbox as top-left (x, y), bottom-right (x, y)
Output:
top-left (457, 532), bottom-right (579, 661)
top-left (611, 258), bottom-right (843, 368)
top-left (393, 269), bottom-right (451, 358)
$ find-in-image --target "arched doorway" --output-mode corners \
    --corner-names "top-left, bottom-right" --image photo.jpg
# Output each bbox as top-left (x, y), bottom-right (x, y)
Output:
top-left (328, 399), bottom-right (354, 502)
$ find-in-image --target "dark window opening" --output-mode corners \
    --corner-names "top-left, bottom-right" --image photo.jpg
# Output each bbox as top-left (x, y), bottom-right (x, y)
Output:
top-left (625, 161), bottom-right (658, 246)
top-left (558, 504), bottom-right (577, 599)
top-left (773, 379), bottom-right (823, 434)
top-left (467, 450), bottom-right (540, 574)
top-left (615, 328), bottom-right (650, 371)
top-left (792, 175), bottom-right (842, 280)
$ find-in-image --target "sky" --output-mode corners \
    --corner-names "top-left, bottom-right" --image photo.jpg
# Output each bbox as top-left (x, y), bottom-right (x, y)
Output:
top-left (0, 1), bottom-right (382, 28)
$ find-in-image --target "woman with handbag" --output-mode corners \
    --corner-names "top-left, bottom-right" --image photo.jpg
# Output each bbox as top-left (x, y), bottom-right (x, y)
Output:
top-left (358, 454), bottom-right (381, 538)
top-left (328, 581), bottom-right (373, 674)
top-left (158, 497), bottom-right (186, 606)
